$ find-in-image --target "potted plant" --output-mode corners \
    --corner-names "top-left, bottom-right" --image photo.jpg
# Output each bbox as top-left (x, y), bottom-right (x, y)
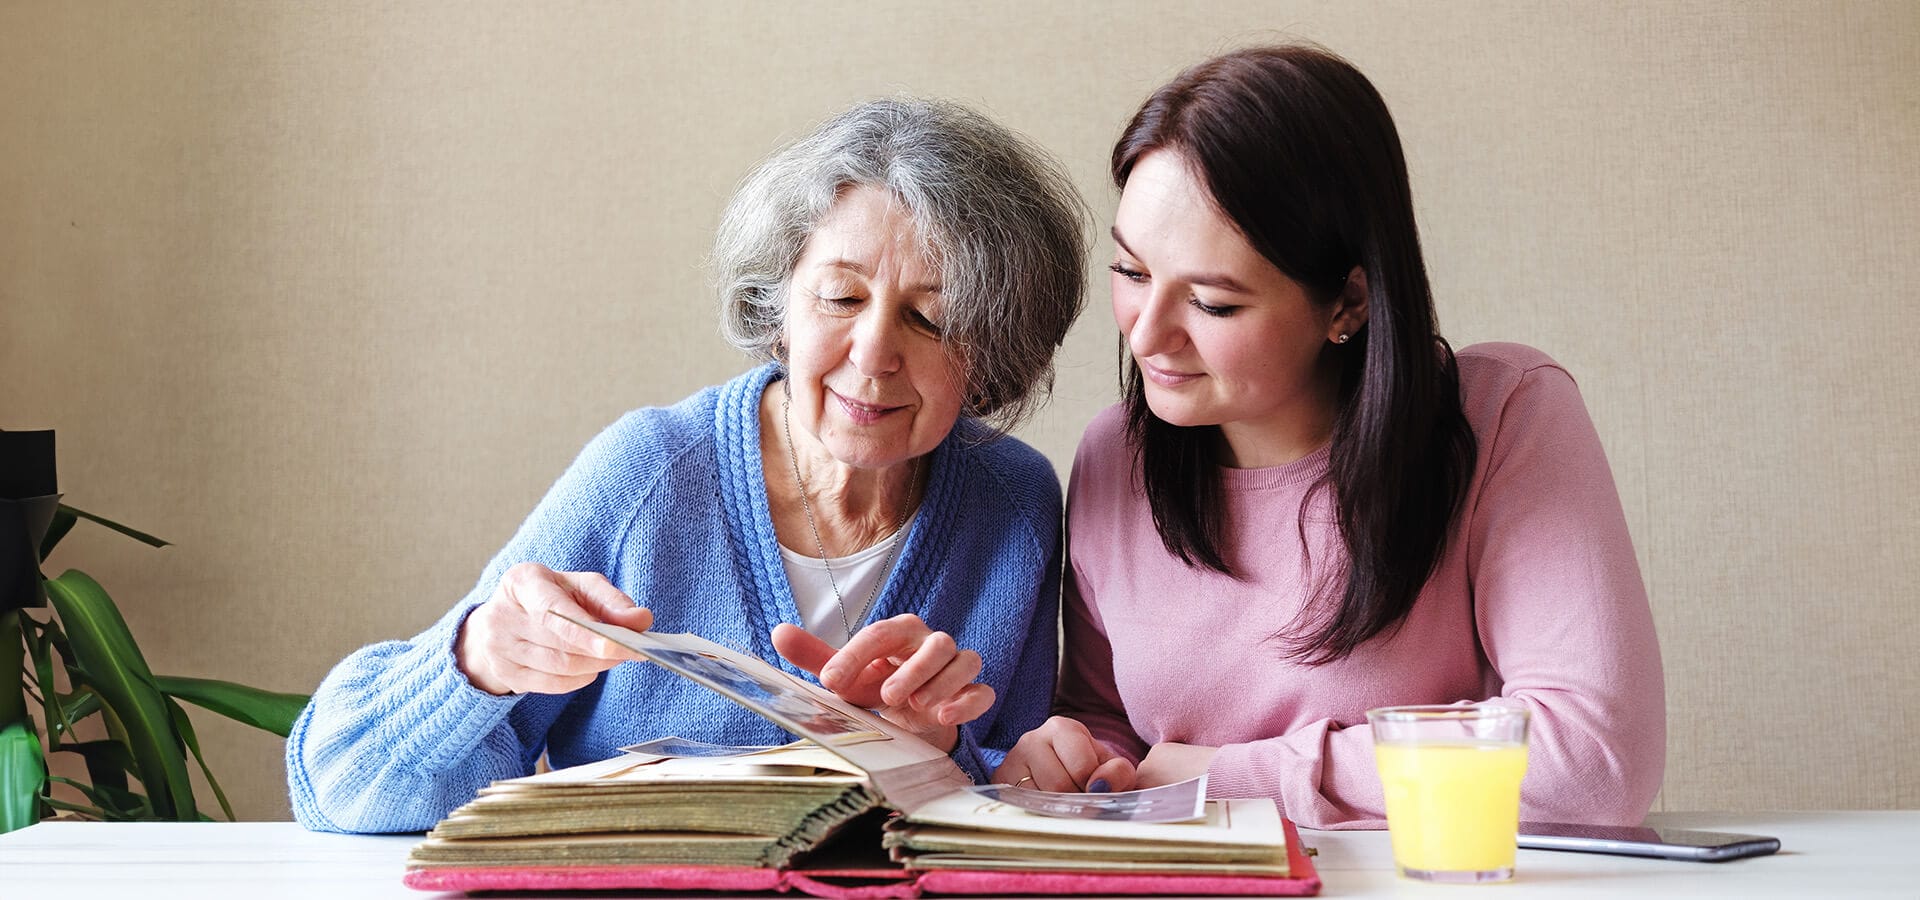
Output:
top-left (2, 428), bottom-right (311, 831)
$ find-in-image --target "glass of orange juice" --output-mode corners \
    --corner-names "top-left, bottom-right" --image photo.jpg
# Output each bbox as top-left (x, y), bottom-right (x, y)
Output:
top-left (1366, 704), bottom-right (1530, 883)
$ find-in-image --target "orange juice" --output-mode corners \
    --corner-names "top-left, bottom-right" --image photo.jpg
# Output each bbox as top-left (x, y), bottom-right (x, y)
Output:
top-left (1374, 740), bottom-right (1529, 874)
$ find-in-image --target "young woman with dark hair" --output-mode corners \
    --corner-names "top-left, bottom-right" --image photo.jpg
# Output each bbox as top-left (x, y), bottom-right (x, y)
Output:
top-left (996, 45), bottom-right (1666, 829)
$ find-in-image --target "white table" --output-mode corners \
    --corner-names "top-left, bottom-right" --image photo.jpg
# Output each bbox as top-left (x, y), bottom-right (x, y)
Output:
top-left (0, 812), bottom-right (1911, 898)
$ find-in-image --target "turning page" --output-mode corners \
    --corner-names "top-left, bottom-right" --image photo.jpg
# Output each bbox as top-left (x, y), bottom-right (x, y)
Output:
top-left (563, 615), bottom-right (974, 812)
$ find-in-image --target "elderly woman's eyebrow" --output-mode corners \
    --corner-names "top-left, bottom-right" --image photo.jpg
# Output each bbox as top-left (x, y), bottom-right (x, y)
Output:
top-left (818, 257), bottom-right (872, 276)
top-left (814, 258), bottom-right (941, 295)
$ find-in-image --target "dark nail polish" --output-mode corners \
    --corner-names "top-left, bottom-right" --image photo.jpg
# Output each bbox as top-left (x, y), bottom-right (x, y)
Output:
top-left (1088, 778), bottom-right (1110, 793)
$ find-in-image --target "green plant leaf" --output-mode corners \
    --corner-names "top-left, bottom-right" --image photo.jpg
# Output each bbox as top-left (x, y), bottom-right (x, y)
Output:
top-left (156, 676), bottom-right (309, 738)
top-left (41, 796), bottom-right (110, 820)
top-left (1, 610), bottom-right (25, 730)
top-left (54, 687), bottom-right (103, 726)
top-left (48, 775), bottom-right (149, 820)
top-left (21, 615), bottom-right (67, 751)
top-left (41, 570), bottom-right (195, 820)
top-left (42, 614), bottom-right (77, 677)
top-left (56, 506), bottom-right (169, 549)
top-left (165, 698), bottom-right (234, 821)
top-left (43, 616), bottom-right (88, 722)
top-left (1, 721), bottom-right (46, 833)
top-left (38, 507), bottom-right (77, 561)
top-left (51, 738), bottom-right (133, 796)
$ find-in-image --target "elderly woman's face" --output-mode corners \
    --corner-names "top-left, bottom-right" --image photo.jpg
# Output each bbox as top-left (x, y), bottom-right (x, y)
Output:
top-left (783, 186), bottom-right (966, 470)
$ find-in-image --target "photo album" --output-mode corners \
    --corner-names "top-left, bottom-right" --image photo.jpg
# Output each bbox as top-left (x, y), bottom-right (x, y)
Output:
top-left (401, 615), bottom-right (1320, 896)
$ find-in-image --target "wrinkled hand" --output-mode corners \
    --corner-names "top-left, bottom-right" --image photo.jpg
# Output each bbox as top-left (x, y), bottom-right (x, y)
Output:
top-left (455, 562), bottom-right (654, 696)
top-left (772, 614), bottom-right (995, 752)
top-left (995, 716), bottom-right (1137, 792)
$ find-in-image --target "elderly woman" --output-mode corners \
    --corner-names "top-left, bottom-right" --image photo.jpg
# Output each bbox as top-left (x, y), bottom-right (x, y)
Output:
top-left (288, 98), bottom-right (1087, 833)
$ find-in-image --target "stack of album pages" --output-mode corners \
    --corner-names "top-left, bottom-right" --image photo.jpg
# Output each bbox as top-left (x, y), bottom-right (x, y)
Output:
top-left (402, 622), bottom-right (1320, 897)
top-left (408, 741), bottom-right (881, 870)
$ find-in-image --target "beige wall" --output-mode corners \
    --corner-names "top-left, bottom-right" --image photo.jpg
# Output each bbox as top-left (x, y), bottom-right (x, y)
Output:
top-left (3, 1), bottom-right (1915, 821)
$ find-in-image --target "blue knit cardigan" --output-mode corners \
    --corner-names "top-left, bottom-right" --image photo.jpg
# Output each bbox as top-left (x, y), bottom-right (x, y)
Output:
top-left (287, 365), bottom-right (1062, 833)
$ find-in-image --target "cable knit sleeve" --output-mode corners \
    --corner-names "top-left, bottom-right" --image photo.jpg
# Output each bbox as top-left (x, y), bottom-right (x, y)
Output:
top-left (965, 511), bottom-right (1062, 780)
top-left (287, 410), bottom-right (671, 833)
top-left (947, 436), bottom-right (1066, 782)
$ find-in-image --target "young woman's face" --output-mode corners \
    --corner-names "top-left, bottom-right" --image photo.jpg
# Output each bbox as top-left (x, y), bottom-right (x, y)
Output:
top-left (782, 186), bottom-right (966, 470)
top-left (1110, 150), bottom-right (1348, 465)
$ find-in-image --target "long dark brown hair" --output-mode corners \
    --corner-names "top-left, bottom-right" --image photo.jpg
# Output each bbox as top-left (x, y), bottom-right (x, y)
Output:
top-left (1113, 44), bottom-right (1477, 664)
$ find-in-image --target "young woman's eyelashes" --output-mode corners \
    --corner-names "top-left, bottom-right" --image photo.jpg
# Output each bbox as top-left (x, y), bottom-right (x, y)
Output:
top-left (1188, 297), bottom-right (1236, 317)
top-left (1108, 262), bottom-right (1238, 318)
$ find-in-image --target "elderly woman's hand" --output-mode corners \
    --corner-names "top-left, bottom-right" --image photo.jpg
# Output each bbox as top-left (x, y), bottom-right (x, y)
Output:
top-left (455, 562), bottom-right (654, 696)
top-left (772, 614), bottom-right (995, 752)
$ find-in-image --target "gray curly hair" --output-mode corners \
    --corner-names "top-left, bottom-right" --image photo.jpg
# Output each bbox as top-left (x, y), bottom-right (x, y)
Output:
top-left (713, 97), bottom-right (1089, 432)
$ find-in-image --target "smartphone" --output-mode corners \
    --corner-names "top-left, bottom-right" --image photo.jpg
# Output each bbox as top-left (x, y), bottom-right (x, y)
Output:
top-left (1517, 821), bottom-right (1780, 862)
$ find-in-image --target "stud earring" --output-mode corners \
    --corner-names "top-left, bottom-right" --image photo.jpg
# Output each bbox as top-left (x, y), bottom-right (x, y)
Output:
top-left (1334, 333), bottom-right (1350, 344)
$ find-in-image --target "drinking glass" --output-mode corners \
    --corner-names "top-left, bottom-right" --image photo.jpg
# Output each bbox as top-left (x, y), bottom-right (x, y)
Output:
top-left (1367, 704), bottom-right (1531, 883)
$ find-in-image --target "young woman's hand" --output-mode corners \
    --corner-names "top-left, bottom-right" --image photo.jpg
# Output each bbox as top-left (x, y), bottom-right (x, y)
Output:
top-left (1135, 742), bottom-right (1219, 788)
top-left (994, 716), bottom-right (1138, 792)
top-left (772, 614), bottom-right (995, 751)
top-left (455, 562), bottom-right (653, 696)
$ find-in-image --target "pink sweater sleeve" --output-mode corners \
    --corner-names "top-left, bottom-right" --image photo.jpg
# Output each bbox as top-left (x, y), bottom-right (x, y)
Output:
top-left (1459, 364), bottom-right (1666, 822)
top-left (1054, 456), bottom-right (1151, 764)
top-left (1208, 362), bottom-right (1665, 827)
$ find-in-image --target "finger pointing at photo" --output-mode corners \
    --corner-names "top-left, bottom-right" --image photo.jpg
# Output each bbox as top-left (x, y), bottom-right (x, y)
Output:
top-left (773, 615), bottom-right (995, 752)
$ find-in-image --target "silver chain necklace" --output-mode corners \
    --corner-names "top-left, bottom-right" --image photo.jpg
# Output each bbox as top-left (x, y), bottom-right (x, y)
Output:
top-left (781, 394), bottom-right (917, 643)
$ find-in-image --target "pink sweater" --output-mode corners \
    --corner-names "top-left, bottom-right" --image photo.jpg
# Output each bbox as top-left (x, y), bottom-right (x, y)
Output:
top-left (1058, 343), bottom-right (1665, 829)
